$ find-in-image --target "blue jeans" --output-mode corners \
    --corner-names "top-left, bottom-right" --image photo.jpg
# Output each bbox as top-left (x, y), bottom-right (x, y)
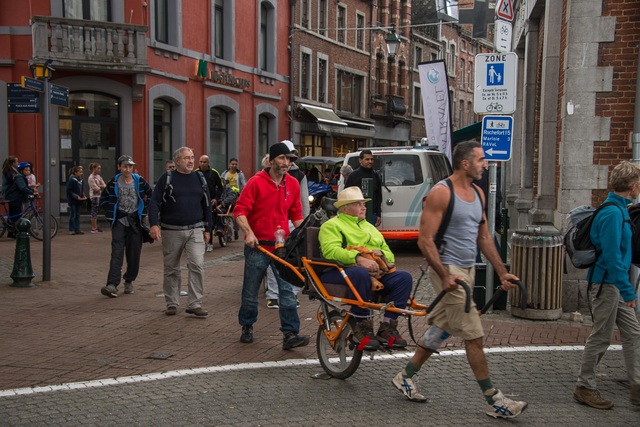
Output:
top-left (238, 245), bottom-right (300, 334)
top-left (68, 204), bottom-right (81, 232)
top-left (320, 266), bottom-right (413, 320)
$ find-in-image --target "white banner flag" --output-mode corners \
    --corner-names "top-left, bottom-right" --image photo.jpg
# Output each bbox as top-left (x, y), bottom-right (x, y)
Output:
top-left (418, 60), bottom-right (452, 161)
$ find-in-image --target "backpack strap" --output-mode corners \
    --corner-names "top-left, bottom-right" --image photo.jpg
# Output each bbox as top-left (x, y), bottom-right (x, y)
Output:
top-left (196, 170), bottom-right (211, 206)
top-left (162, 170), bottom-right (174, 203)
top-left (433, 179), bottom-right (484, 253)
top-left (434, 179), bottom-right (454, 252)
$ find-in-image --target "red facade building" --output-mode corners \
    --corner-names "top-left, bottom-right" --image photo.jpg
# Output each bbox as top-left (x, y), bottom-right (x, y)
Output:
top-left (0, 1), bottom-right (291, 215)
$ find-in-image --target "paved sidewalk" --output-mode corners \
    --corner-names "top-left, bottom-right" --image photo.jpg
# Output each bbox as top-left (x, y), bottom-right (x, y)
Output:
top-left (0, 230), bottom-right (622, 392)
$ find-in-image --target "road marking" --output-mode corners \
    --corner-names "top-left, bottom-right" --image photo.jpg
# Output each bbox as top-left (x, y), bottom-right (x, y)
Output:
top-left (0, 345), bottom-right (622, 397)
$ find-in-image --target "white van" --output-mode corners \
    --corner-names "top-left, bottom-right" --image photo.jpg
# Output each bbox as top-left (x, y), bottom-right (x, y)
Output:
top-left (344, 145), bottom-right (452, 240)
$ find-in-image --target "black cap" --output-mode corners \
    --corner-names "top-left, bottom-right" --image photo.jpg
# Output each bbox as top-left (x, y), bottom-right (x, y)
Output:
top-left (268, 143), bottom-right (297, 161)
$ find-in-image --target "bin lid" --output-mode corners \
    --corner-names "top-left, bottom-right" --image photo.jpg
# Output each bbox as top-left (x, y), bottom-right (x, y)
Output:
top-left (511, 225), bottom-right (563, 247)
top-left (514, 225), bottom-right (560, 237)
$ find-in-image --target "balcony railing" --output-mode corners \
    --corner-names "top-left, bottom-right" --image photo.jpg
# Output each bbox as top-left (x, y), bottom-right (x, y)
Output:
top-left (31, 15), bottom-right (149, 72)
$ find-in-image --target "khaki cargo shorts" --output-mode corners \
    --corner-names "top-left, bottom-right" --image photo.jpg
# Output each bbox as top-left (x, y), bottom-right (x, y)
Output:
top-left (427, 264), bottom-right (484, 341)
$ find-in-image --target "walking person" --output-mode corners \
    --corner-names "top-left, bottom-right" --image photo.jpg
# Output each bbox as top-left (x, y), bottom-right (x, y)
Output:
top-left (573, 161), bottom-right (640, 409)
top-left (344, 149), bottom-right (382, 226)
top-left (234, 142), bottom-right (310, 350)
top-left (149, 147), bottom-right (213, 318)
top-left (391, 141), bottom-right (527, 419)
top-left (88, 162), bottom-right (106, 233)
top-left (264, 140), bottom-right (308, 309)
top-left (66, 165), bottom-right (87, 235)
top-left (196, 155), bottom-right (223, 252)
top-left (221, 158), bottom-right (246, 240)
top-left (100, 156), bottom-right (153, 297)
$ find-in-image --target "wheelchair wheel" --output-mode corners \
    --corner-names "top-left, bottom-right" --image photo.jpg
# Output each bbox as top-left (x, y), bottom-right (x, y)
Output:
top-left (317, 310), bottom-right (362, 379)
top-left (218, 231), bottom-right (228, 247)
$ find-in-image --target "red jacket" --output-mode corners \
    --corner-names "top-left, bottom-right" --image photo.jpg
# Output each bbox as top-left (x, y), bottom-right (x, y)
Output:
top-left (234, 168), bottom-right (303, 250)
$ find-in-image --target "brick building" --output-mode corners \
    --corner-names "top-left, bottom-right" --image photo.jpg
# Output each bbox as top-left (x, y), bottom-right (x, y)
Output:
top-left (505, 0), bottom-right (640, 309)
top-left (290, 0), bottom-right (414, 157)
top-left (0, 1), bottom-right (291, 216)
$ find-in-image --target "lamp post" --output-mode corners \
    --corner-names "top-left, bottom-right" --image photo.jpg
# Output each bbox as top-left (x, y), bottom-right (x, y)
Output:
top-left (385, 24), bottom-right (400, 57)
top-left (30, 60), bottom-right (54, 281)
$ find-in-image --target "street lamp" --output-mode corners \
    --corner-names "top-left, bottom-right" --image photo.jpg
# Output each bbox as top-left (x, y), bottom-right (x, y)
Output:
top-left (28, 59), bottom-right (54, 281)
top-left (385, 24), bottom-right (400, 56)
top-left (31, 59), bottom-right (54, 80)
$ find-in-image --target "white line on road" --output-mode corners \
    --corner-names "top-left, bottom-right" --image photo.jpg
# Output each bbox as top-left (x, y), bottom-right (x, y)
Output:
top-left (0, 345), bottom-right (621, 398)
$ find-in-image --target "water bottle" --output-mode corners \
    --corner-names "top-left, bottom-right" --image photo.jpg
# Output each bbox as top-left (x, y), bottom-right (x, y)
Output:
top-left (274, 225), bottom-right (285, 256)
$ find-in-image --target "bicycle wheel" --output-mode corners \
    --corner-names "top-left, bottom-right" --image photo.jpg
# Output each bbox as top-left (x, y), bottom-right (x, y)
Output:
top-left (24, 210), bottom-right (58, 241)
top-left (218, 230), bottom-right (228, 247)
top-left (317, 309), bottom-right (362, 379)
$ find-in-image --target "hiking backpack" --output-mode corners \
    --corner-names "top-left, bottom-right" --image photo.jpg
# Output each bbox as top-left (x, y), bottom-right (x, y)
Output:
top-left (626, 203), bottom-right (640, 266)
top-left (162, 170), bottom-right (210, 207)
top-left (563, 202), bottom-right (624, 269)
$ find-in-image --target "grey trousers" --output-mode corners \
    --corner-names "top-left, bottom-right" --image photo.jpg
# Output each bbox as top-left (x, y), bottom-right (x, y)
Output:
top-left (161, 228), bottom-right (206, 310)
top-left (577, 284), bottom-right (640, 389)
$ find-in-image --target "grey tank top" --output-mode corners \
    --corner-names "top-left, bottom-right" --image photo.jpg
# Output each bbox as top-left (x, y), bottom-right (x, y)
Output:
top-left (438, 180), bottom-right (483, 268)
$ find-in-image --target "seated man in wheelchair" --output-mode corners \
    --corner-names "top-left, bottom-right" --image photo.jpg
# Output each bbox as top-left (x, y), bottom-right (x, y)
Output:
top-left (318, 186), bottom-right (412, 351)
top-left (214, 182), bottom-right (239, 236)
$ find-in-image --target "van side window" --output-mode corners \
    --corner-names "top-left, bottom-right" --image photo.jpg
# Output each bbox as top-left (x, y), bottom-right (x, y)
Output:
top-left (427, 155), bottom-right (452, 183)
top-left (381, 155), bottom-right (423, 186)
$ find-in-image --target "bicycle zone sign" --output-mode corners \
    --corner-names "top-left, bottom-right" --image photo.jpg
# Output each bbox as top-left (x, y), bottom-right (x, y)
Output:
top-left (474, 52), bottom-right (517, 114)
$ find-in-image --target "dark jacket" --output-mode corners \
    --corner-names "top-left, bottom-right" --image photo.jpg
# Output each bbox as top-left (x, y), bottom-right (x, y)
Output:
top-left (100, 173), bottom-right (153, 224)
top-left (344, 166), bottom-right (383, 217)
top-left (4, 171), bottom-right (33, 203)
top-left (66, 175), bottom-right (85, 206)
top-left (197, 167), bottom-right (223, 201)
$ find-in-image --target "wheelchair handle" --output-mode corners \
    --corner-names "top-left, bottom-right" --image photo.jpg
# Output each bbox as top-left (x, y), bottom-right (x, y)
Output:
top-left (425, 279), bottom-right (471, 315)
top-left (479, 279), bottom-right (528, 315)
top-left (456, 279), bottom-right (472, 314)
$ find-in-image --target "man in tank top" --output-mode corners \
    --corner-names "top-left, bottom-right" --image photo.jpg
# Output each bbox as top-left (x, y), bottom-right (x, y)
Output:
top-left (391, 141), bottom-right (528, 420)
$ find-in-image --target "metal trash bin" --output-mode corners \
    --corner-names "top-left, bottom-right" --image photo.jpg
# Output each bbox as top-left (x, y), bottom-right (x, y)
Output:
top-left (510, 226), bottom-right (564, 320)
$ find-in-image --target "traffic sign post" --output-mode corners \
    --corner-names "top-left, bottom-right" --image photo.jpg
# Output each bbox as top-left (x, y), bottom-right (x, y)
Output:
top-left (481, 115), bottom-right (513, 161)
top-left (494, 19), bottom-right (512, 53)
top-left (7, 83), bottom-right (40, 113)
top-left (50, 84), bottom-right (69, 107)
top-left (496, 0), bottom-right (514, 21)
top-left (474, 52), bottom-right (518, 114)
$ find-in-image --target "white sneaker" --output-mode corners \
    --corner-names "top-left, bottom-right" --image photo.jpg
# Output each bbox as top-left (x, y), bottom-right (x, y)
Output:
top-left (206, 244), bottom-right (213, 252)
top-left (392, 372), bottom-right (428, 402)
top-left (486, 390), bottom-right (528, 419)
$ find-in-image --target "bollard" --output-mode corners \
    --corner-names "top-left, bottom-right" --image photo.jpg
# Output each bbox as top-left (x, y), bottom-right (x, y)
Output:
top-left (10, 218), bottom-right (36, 288)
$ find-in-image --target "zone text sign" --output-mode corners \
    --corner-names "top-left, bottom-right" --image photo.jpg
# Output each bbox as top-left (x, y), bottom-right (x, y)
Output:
top-left (474, 52), bottom-right (517, 115)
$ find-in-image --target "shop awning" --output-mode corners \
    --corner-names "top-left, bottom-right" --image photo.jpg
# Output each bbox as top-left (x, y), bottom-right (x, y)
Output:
top-left (300, 103), bottom-right (347, 126)
top-left (452, 121), bottom-right (482, 144)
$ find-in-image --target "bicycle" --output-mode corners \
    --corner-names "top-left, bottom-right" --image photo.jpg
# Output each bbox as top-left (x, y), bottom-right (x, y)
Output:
top-left (0, 195), bottom-right (59, 240)
top-left (214, 204), bottom-right (234, 247)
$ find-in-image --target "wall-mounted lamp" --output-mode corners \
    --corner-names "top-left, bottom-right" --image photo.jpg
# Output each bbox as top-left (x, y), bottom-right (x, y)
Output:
top-left (30, 59), bottom-right (55, 80)
top-left (385, 24), bottom-right (400, 57)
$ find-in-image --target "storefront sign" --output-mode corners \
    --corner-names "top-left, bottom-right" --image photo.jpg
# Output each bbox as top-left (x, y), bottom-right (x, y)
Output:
top-left (195, 59), bottom-right (250, 90)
